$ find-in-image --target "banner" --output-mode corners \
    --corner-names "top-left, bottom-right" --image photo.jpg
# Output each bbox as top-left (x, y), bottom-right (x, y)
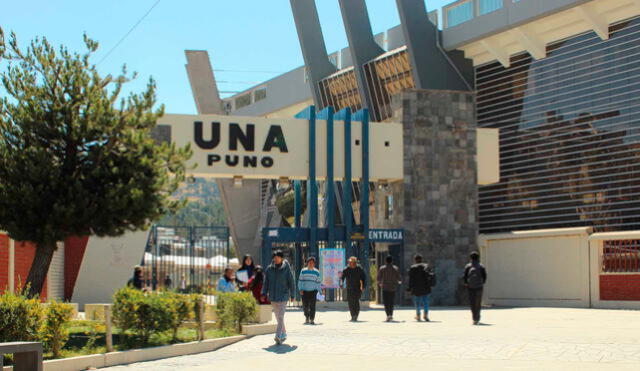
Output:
top-left (156, 113), bottom-right (403, 181)
top-left (320, 249), bottom-right (345, 289)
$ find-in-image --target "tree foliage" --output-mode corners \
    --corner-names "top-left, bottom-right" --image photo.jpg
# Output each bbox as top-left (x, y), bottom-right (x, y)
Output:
top-left (0, 29), bottom-right (191, 297)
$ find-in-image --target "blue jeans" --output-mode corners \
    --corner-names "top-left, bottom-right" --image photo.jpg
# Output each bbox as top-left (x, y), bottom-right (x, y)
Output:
top-left (414, 295), bottom-right (430, 315)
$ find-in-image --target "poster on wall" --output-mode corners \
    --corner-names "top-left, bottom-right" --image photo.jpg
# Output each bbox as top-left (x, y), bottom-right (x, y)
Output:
top-left (320, 249), bottom-right (345, 289)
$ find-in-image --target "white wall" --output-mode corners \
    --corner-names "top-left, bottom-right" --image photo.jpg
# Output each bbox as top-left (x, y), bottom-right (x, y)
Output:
top-left (479, 227), bottom-right (592, 308)
top-left (72, 231), bottom-right (149, 309)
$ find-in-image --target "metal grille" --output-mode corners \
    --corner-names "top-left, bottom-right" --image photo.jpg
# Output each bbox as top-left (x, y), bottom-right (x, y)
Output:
top-left (318, 68), bottom-right (362, 112)
top-left (602, 240), bottom-right (640, 273)
top-left (363, 47), bottom-right (415, 122)
top-left (142, 225), bottom-right (231, 292)
top-left (476, 18), bottom-right (640, 233)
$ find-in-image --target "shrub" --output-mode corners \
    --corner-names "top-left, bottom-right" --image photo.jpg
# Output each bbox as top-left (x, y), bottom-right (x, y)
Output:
top-left (112, 287), bottom-right (172, 343)
top-left (112, 286), bottom-right (144, 334)
top-left (161, 291), bottom-right (193, 342)
top-left (0, 289), bottom-right (44, 342)
top-left (216, 292), bottom-right (256, 332)
top-left (42, 301), bottom-right (74, 358)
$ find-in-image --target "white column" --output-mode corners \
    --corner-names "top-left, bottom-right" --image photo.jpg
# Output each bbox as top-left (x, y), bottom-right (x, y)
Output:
top-left (8, 239), bottom-right (15, 292)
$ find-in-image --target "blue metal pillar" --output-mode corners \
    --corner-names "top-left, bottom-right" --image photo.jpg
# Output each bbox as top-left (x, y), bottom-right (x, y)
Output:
top-left (296, 106), bottom-right (319, 260)
top-left (318, 107), bottom-right (335, 249)
top-left (355, 109), bottom-right (370, 299)
top-left (336, 108), bottom-right (352, 260)
top-left (294, 181), bottom-right (302, 229)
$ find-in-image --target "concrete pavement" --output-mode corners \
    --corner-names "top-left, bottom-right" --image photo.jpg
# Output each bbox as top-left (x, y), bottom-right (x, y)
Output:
top-left (104, 306), bottom-right (640, 370)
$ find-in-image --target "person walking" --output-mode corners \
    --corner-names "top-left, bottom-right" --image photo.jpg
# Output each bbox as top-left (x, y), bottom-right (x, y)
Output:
top-left (298, 256), bottom-right (322, 325)
top-left (217, 267), bottom-right (237, 293)
top-left (464, 251), bottom-right (487, 325)
top-left (340, 256), bottom-right (367, 322)
top-left (408, 254), bottom-right (436, 322)
top-left (377, 256), bottom-right (402, 322)
top-left (163, 274), bottom-right (172, 290)
top-left (262, 250), bottom-right (295, 344)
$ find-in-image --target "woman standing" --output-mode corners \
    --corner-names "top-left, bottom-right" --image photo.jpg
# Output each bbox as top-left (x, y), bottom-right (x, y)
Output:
top-left (237, 254), bottom-right (256, 291)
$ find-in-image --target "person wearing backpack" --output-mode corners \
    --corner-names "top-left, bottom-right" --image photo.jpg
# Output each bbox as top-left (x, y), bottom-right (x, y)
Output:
top-left (463, 251), bottom-right (487, 325)
top-left (408, 254), bottom-right (436, 322)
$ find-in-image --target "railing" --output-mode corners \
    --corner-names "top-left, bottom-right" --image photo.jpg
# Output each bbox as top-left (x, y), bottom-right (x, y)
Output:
top-left (602, 240), bottom-right (640, 273)
top-left (443, 0), bottom-right (520, 29)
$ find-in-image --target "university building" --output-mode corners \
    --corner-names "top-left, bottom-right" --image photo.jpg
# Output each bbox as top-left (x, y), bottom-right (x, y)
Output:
top-left (217, 0), bottom-right (640, 307)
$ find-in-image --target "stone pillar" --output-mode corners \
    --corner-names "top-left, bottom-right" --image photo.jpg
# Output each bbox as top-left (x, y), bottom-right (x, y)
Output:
top-left (376, 89), bottom-right (478, 305)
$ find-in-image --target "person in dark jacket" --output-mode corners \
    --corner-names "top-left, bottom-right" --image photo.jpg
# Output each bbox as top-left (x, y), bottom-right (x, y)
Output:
top-left (132, 266), bottom-right (144, 290)
top-left (262, 250), bottom-right (295, 344)
top-left (248, 265), bottom-right (269, 304)
top-left (463, 251), bottom-right (488, 325)
top-left (340, 256), bottom-right (367, 322)
top-left (377, 255), bottom-right (401, 322)
top-left (408, 254), bottom-right (435, 322)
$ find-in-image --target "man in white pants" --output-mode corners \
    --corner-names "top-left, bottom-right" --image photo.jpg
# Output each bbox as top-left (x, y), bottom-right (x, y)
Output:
top-left (262, 250), bottom-right (296, 344)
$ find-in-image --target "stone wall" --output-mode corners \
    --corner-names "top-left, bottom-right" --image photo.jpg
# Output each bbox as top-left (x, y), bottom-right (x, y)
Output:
top-left (374, 89), bottom-right (478, 305)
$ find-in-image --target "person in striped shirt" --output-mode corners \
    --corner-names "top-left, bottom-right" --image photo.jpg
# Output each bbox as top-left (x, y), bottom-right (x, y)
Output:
top-left (298, 256), bottom-right (322, 324)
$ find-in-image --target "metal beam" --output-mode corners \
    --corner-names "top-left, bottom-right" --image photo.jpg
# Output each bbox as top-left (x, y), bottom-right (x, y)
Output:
top-left (290, 0), bottom-right (338, 107)
top-left (480, 39), bottom-right (511, 68)
top-left (337, 0), bottom-right (385, 111)
top-left (185, 51), bottom-right (225, 114)
top-left (575, 5), bottom-right (610, 40)
top-left (336, 108), bottom-right (353, 252)
top-left (510, 27), bottom-right (547, 60)
top-left (185, 50), bottom-right (261, 260)
top-left (395, 0), bottom-right (471, 91)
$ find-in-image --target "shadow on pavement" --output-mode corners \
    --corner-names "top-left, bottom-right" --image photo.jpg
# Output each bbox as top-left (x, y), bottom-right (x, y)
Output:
top-left (263, 344), bottom-right (298, 354)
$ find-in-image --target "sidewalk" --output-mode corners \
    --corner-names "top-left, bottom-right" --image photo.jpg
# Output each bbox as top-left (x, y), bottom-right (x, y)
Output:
top-left (104, 306), bottom-right (640, 370)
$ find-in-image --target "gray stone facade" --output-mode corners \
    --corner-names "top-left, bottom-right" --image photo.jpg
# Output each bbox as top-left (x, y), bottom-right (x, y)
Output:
top-left (374, 89), bottom-right (478, 305)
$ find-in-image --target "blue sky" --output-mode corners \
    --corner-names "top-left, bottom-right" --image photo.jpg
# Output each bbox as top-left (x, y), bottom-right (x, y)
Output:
top-left (0, 0), bottom-right (452, 114)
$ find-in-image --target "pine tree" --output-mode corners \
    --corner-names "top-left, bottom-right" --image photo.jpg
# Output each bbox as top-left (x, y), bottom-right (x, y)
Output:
top-left (0, 29), bottom-right (192, 298)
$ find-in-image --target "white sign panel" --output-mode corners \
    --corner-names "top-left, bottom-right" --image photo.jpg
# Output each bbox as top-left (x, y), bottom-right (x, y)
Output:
top-left (157, 114), bottom-right (403, 181)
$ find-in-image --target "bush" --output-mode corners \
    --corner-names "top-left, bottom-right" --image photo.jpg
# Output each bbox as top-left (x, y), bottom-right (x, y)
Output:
top-left (216, 292), bottom-right (256, 332)
top-left (112, 286), bottom-right (144, 334)
top-left (0, 289), bottom-right (44, 342)
top-left (161, 291), bottom-right (193, 342)
top-left (42, 301), bottom-right (74, 358)
top-left (112, 287), bottom-right (172, 343)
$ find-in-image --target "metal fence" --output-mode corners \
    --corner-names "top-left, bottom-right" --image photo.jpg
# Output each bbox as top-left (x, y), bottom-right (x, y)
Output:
top-left (141, 225), bottom-right (232, 292)
top-left (602, 240), bottom-right (640, 273)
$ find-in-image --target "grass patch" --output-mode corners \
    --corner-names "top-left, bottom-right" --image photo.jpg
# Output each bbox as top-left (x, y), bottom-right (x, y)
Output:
top-left (38, 320), bottom-right (237, 361)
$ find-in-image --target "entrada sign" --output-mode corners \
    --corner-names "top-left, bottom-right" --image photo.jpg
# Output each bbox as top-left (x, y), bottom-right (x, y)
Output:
top-left (157, 113), bottom-right (403, 181)
top-left (369, 229), bottom-right (404, 243)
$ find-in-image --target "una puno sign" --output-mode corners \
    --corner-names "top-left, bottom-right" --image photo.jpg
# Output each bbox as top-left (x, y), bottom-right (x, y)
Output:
top-left (157, 114), bottom-right (403, 181)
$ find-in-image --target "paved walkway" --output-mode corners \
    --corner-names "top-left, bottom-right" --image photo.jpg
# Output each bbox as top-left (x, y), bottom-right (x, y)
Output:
top-left (105, 306), bottom-right (640, 370)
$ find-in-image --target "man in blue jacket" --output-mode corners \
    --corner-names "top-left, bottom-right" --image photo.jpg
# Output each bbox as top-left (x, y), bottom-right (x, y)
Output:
top-left (262, 250), bottom-right (296, 344)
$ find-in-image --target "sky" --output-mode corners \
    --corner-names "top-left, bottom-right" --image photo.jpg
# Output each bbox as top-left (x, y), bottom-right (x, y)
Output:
top-left (0, 0), bottom-right (452, 114)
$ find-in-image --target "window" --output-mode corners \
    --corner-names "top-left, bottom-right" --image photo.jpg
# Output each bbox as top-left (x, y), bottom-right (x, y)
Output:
top-left (254, 87), bottom-right (267, 102)
top-left (234, 94), bottom-right (251, 110)
top-left (446, 1), bottom-right (473, 28)
top-left (385, 195), bottom-right (394, 220)
top-left (479, 0), bottom-right (503, 15)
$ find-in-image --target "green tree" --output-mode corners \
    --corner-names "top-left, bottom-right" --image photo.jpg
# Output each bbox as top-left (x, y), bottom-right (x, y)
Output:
top-left (0, 29), bottom-right (192, 298)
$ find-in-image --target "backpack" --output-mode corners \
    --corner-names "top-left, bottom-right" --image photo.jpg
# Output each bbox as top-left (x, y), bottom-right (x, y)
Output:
top-left (467, 263), bottom-right (484, 289)
top-left (425, 266), bottom-right (437, 288)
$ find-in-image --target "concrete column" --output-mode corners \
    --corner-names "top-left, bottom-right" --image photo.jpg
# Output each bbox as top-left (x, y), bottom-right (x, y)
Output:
top-left (388, 89), bottom-right (478, 305)
top-left (9, 238), bottom-right (15, 292)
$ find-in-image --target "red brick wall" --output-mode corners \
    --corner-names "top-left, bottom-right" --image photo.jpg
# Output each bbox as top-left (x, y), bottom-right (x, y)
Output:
top-left (14, 241), bottom-right (47, 300)
top-left (64, 236), bottom-right (89, 301)
top-left (0, 234), bottom-right (9, 292)
top-left (600, 274), bottom-right (640, 301)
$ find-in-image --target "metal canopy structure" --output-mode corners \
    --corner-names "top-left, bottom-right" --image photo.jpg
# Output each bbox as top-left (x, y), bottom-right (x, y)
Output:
top-left (261, 106), bottom-right (404, 302)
